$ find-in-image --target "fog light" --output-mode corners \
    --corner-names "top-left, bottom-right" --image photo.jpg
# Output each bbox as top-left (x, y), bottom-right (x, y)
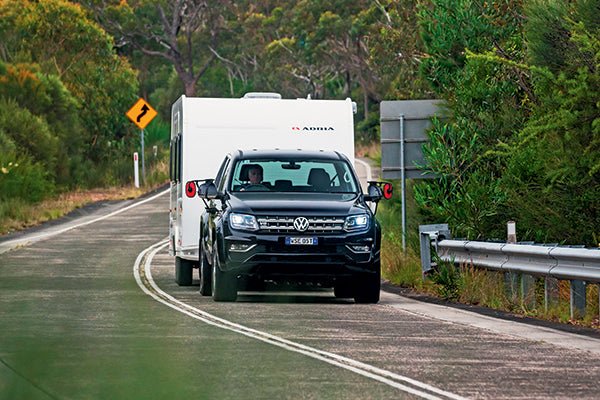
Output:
top-left (348, 244), bottom-right (370, 253)
top-left (229, 243), bottom-right (253, 252)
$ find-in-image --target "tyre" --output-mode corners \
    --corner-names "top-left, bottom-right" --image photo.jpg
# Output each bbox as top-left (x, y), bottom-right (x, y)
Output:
top-left (175, 256), bottom-right (194, 286)
top-left (353, 267), bottom-right (381, 304)
top-left (211, 245), bottom-right (237, 302)
top-left (198, 247), bottom-right (212, 296)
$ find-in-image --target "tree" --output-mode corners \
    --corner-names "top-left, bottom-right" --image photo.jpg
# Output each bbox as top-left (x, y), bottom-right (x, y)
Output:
top-left (88, 0), bottom-right (232, 96)
top-left (415, 0), bottom-right (527, 239)
top-left (499, 0), bottom-right (600, 244)
top-left (233, 0), bottom-right (427, 131)
top-left (0, 0), bottom-right (139, 162)
top-left (0, 61), bottom-right (83, 183)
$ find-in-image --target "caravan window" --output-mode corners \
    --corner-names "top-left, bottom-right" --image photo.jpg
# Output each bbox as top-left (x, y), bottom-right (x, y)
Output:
top-left (177, 136), bottom-right (182, 182)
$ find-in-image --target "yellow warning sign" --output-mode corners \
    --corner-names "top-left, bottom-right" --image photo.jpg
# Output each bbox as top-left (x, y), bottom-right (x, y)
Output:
top-left (126, 98), bottom-right (157, 130)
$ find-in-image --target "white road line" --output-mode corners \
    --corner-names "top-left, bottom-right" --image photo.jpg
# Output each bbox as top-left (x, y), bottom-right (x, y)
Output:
top-left (134, 241), bottom-right (467, 400)
top-left (0, 189), bottom-right (169, 253)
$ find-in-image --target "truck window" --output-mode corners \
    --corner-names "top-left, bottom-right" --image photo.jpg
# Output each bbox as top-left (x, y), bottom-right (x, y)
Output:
top-left (215, 156), bottom-right (231, 191)
top-left (229, 159), bottom-right (358, 193)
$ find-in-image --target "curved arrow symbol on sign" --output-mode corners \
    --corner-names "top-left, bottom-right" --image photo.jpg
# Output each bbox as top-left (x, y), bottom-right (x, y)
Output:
top-left (137, 104), bottom-right (149, 122)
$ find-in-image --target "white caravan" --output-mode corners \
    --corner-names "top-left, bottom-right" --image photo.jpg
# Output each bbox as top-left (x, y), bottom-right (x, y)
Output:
top-left (169, 93), bottom-right (357, 278)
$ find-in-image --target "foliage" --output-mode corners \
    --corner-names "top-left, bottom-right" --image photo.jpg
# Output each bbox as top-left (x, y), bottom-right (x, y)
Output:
top-left (429, 260), bottom-right (462, 301)
top-left (416, 0), bottom-right (598, 245)
top-left (87, 0), bottom-right (230, 96)
top-left (0, 61), bottom-right (84, 184)
top-left (414, 118), bottom-right (510, 239)
top-left (0, 0), bottom-right (596, 253)
top-left (0, 145), bottom-right (54, 203)
top-left (499, 0), bottom-right (600, 245)
top-left (0, 0), bottom-right (139, 163)
top-left (417, 0), bottom-right (524, 95)
top-left (417, 1), bottom-right (530, 241)
top-left (355, 110), bottom-right (380, 145)
top-left (0, 98), bottom-right (58, 176)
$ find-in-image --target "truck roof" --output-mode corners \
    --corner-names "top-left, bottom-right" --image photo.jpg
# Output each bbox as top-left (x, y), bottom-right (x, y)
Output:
top-left (233, 149), bottom-right (350, 162)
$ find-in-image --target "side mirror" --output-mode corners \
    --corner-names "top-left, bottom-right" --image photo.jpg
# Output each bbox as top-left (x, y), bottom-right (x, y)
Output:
top-left (185, 180), bottom-right (219, 200)
top-left (365, 183), bottom-right (383, 202)
top-left (198, 181), bottom-right (218, 199)
top-left (364, 181), bottom-right (393, 202)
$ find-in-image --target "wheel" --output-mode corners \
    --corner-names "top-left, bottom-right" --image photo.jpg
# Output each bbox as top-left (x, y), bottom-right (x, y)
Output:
top-left (211, 245), bottom-right (237, 302)
top-left (353, 267), bottom-right (381, 304)
top-left (333, 279), bottom-right (354, 298)
top-left (198, 247), bottom-right (212, 296)
top-left (175, 256), bottom-right (194, 286)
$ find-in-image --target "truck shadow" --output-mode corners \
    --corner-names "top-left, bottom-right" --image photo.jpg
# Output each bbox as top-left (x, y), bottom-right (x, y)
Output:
top-left (235, 289), bottom-right (355, 304)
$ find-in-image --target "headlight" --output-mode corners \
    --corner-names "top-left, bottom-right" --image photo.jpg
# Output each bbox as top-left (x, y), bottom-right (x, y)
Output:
top-left (229, 213), bottom-right (259, 231)
top-left (344, 214), bottom-right (369, 231)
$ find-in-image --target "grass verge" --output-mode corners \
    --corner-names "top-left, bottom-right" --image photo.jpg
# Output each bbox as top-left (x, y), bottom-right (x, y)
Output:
top-left (375, 167), bottom-right (599, 329)
top-left (0, 160), bottom-right (168, 235)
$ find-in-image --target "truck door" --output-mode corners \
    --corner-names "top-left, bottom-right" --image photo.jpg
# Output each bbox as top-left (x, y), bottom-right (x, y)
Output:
top-left (206, 156), bottom-right (231, 260)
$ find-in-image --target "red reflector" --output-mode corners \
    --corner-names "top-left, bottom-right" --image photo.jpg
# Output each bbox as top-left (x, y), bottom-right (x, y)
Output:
top-left (185, 181), bottom-right (196, 198)
top-left (383, 183), bottom-right (393, 199)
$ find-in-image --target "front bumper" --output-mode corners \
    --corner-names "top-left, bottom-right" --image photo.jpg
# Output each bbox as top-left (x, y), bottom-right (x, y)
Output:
top-left (218, 230), bottom-right (380, 281)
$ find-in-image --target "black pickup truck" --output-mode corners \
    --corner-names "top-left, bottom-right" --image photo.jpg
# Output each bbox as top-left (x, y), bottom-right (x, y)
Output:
top-left (187, 149), bottom-right (391, 303)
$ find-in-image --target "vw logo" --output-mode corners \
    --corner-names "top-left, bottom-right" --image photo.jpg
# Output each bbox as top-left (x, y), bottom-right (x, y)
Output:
top-left (293, 217), bottom-right (309, 232)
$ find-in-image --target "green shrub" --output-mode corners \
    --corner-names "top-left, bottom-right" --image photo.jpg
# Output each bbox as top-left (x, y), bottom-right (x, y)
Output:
top-left (0, 99), bottom-right (59, 176)
top-left (0, 153), bottom-right (54, 202)
top-left (429, 260), bottom-right (463, 301)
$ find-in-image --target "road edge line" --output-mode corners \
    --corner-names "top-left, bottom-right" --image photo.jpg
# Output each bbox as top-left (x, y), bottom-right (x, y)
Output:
top-left (134, 241), bottom-right (467, 400)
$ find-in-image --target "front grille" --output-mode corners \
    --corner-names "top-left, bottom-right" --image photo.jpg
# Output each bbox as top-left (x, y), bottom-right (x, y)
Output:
top-left (257, 216), bottom-right (345, 234)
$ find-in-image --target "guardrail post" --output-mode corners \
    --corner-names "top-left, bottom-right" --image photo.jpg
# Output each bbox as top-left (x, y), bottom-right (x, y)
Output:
top-left (521, 275), bottom-right (536, 309)
top-left (505, 273), bottom-right (519, 305)
top-left (544, 277), bottom-right (559, 313)
top-left (505, 221), bottom-right (519, 305)
top-left (570, 280), bottom-right (586, 319)
top-left (418, 224), bottom-right (451, 278)
top-left (420, 230), bottom-right (432, 277)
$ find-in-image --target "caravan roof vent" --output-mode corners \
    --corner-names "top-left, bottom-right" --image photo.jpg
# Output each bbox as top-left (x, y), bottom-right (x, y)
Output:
top-left (242, 92), bottom-right (282, 100)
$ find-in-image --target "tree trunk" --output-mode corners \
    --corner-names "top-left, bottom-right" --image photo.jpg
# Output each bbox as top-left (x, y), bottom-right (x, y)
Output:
top-left (344, 71), bottom-right (351, 98)
top-left (184, 79), bottom-right (196, 97)
top-left (363, 88), bottom-right (368, 121)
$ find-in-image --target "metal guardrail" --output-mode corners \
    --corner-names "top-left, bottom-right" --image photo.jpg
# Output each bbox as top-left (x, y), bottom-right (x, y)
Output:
top-left (436, 240), bottom-right (600, 282)
top-left (419, 224), bottom-right (600, 319)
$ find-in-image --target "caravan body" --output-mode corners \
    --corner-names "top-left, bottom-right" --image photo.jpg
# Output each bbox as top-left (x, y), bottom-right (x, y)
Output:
top-left (169, 95), bottom-right (356, 262)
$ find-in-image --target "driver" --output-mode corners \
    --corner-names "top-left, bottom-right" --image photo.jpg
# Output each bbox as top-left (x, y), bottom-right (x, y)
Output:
top-left (247, 165), bottom-right (263, 185)
top-left (240, 164), bottom-right (267, 191)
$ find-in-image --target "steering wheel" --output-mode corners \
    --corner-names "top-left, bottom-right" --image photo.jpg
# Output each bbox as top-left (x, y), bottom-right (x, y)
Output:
top-left (242, 184), bottom-right (270, 191)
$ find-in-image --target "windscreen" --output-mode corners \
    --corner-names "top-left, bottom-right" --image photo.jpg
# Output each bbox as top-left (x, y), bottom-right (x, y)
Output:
top-left (229, 159), bottom-right (358, 193)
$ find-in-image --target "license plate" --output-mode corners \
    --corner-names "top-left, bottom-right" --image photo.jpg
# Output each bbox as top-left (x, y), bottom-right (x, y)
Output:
top-left (285, 237), bottom-right (318, 245)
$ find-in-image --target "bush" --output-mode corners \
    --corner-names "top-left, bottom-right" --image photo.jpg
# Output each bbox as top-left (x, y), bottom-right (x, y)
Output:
top-left (0, 98), bottom-right (59, 176)
top-left (429, 260), bottom-right (463, 301)
top-left (0, 153), bottom-right (54, 203)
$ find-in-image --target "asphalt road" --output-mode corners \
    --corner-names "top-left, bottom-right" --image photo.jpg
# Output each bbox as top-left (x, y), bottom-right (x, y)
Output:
top-left (1, 182), bottom-right (600, 398)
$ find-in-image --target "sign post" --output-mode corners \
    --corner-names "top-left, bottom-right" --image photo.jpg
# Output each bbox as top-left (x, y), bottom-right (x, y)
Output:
top-left (380, 100), bottom-right (446, 251)
top-left (133, 152), bottom-right (140, 188)
top-left (126, 98), bottom-right (157, 185)
top-left (141, 129), bottom-right (146, 182)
